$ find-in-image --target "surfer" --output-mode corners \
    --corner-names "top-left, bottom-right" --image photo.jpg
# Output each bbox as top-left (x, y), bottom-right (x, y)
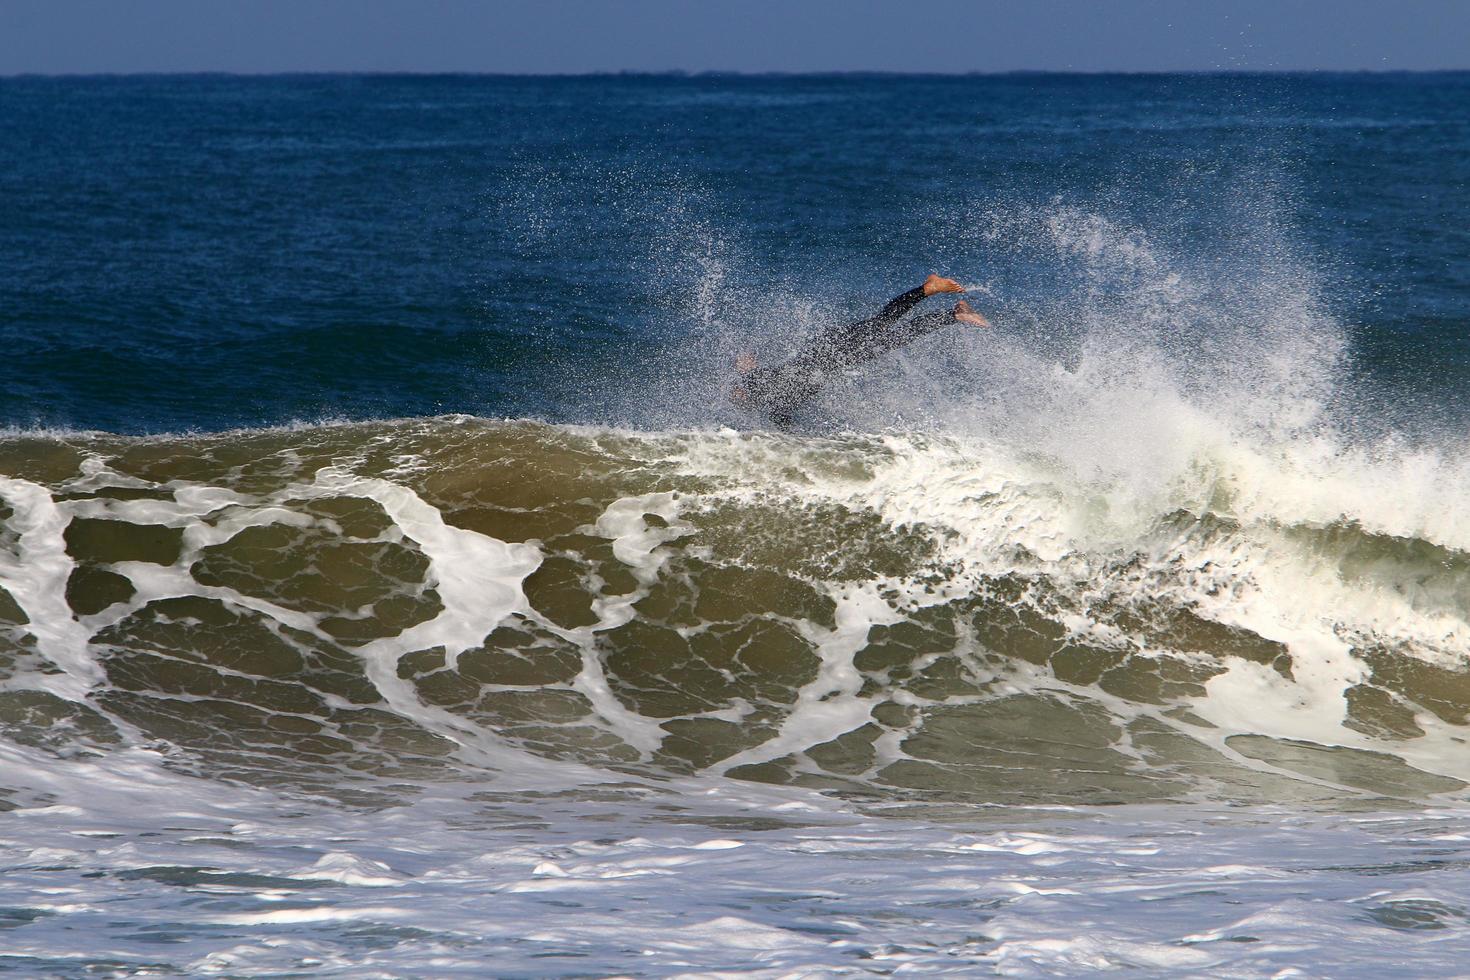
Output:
top-left (729, 274), bottom-right (990, 425)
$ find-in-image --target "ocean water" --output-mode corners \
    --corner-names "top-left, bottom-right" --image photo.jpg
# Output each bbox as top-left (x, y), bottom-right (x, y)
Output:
top-left (1, 73), bottom-right (1470, 975)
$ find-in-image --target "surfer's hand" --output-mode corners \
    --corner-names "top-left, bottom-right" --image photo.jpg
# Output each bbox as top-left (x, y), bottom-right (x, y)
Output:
top-left (923, 274), bottom-right (965, 296)
top-left (952, 300), bottom-right (990, 327)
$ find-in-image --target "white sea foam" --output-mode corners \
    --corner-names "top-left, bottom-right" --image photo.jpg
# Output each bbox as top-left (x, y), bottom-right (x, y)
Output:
top-left (0, 477), bottom-right (102, 694)
top-left (0, 731), bottom-right (1466, 976)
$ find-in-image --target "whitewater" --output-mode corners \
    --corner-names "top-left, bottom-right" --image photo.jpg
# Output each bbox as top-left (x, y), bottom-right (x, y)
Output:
top-left (0, 396), bottom-right (1468, 974)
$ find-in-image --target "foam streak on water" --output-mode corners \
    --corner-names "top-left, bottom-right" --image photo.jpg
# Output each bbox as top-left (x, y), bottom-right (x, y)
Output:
top-left (2, 737), bottom-right (1470, 976)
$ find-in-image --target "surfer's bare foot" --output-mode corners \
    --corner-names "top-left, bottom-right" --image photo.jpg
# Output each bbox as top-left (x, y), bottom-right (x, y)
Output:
top-left (953, 300), bottom-right (990, 327)
top-left (923, 273), bottom-right (965, 296)
top-left (736, 351), bottom-right (758, 373)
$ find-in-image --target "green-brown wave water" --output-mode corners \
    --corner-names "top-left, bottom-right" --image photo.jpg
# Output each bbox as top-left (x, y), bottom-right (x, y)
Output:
top-left (2, 417), bottom-right (1466, 811)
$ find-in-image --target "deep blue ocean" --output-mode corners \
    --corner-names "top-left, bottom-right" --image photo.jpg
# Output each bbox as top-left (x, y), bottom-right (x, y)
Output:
top-left (4, 74), bottom-right (1470, 975)
top-left (2, 73), bottom-right (1468, 432)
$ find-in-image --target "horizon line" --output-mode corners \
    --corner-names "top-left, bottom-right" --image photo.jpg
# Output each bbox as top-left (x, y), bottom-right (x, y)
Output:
top-left (5, 67), bottom-right (1470, 80)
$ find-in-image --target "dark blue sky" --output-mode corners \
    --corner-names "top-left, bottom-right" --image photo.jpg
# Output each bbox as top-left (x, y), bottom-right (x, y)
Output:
top-left (3, 0), bottom-right (1469, 74)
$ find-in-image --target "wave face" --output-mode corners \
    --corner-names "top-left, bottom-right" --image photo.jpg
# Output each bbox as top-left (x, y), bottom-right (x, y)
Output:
top-left (5, 71), bottom-right (1470, 977)
top-left (2, 416), bottom-right (1466, 809)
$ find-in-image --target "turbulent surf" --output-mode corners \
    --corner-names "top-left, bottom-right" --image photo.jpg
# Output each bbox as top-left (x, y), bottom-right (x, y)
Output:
top-left (3, 415), bottom-right (1466, 812)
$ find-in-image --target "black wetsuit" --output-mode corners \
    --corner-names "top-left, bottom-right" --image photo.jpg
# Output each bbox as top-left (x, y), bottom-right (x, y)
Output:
top-left (735, 286), bottom-right (958, 425)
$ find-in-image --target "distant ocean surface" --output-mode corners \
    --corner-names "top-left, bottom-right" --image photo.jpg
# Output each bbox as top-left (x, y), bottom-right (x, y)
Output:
top-left (2, 73), bottom-right (1470, 976)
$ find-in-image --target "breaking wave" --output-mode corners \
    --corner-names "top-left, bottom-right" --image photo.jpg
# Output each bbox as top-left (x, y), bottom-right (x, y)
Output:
top-left (0, 413), bottom-right (1466, 809)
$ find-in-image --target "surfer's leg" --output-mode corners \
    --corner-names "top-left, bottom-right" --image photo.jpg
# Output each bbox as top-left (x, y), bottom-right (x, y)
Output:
top-left (816, 275), bottom-right (968, 365)
top-left (729, 277), bottom-right (970, 422)
top-left (866, 274), bottom-right (965, 328)
top-left (866, 286), bottom-right (928, 329)
top-left (875, 302), bottom-right (989, 353)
